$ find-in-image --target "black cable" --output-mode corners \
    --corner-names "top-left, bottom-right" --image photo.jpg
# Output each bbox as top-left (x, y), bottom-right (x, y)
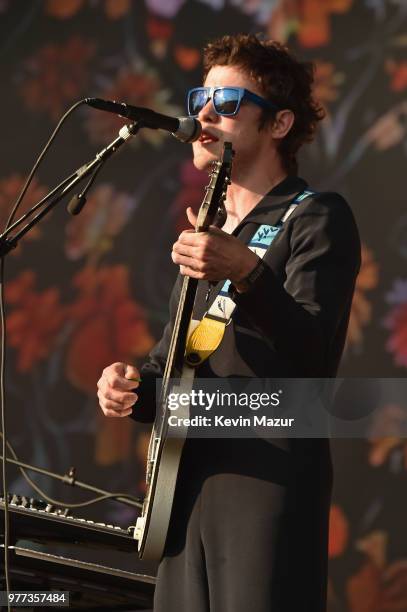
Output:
top-left (0, 99), bottom-right (88, 608)
top-left (66, 158), bottom-right (106, 216)
top-left (0, 257), bottom-right (9, 603)
top-left (0, 433), bottom-right (141, 509)
top-left (1, 170), bottom-right (78, 239)
top-left (5, 100), bottom-right (87, 229)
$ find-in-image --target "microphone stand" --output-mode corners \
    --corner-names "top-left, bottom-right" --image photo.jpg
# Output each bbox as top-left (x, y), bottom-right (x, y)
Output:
top-left (0, 122), bottom-right (141, 257)
top-left (0, 120), bottom-right (143, 612)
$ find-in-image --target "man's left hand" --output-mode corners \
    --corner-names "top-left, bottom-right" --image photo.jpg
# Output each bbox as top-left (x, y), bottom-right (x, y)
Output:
top-left (171, 207), bottom-right (259, 286)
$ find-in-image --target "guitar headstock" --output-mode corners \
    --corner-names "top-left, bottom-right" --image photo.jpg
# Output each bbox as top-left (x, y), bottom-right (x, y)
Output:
top-left (195, 142), bottom-right (234, 232)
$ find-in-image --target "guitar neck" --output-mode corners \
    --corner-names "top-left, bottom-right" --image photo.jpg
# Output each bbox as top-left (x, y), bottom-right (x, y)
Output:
top-left (160, 142), bottom-right (234, 403)
top-left (162, 275), bottom-right (197, 385)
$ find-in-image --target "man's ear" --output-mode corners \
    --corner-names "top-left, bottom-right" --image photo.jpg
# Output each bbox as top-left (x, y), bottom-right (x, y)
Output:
top-left (270, 109), bottom-right (295, 140)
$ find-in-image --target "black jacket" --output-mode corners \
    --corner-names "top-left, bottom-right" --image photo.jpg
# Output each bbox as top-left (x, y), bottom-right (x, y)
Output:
top-left (132, 175), bottom-right (361, 424)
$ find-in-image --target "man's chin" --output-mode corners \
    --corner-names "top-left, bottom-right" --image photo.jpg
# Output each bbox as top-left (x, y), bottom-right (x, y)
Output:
top-left (192, 152), bottom-right (217, 172)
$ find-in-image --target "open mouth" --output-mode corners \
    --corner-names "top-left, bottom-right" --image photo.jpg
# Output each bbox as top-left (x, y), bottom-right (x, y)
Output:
top-left (199, 131), bottom-right (219, 145)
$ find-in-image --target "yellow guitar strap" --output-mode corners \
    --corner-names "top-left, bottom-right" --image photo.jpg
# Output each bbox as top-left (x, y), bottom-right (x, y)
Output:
top-left (185, 316), bottom-right (226, 366)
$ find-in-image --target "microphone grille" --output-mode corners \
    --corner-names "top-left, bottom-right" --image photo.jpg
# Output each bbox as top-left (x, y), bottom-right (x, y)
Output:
top-left (173, 117), bottom-right (202, 143)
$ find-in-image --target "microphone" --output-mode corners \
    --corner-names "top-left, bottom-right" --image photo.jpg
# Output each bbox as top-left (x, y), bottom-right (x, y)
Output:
top-left (85, 98), bottom-right (201, 143)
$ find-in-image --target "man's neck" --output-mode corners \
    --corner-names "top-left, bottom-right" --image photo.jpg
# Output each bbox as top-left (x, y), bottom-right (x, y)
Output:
top-left (222, 166), bottom-right (288, 233)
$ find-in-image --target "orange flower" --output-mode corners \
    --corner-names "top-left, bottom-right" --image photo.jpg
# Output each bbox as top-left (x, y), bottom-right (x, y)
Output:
top-left (5, 271), bottom-right (67, 372)
top-left (66, 265), bottom-right (154, 394)
top-left (104, 0), bottom-right (130, 19)
top-left (347, 556), bottom-right (407, 612)
top-left (0, 174), bottom-right (48, 251)
top-left (84, 68), bottom-right (180, 146)
top-left (146, 15), bottom-right (174, 59)
top-left (347, 560), bottom-right (382, 612)
top-left (46, 0), bottom-right (130, 20)
top-left (299, 0), bottom-right (354, 48)
top-left (5, 270), bottom-right (36, 304)
top-left (268, 0), bottom-right (354, 48)
top-left (46, 0), bottom-right (83, 18)
top-left (173, 45), bottom-right (201, 72)
top-left (147, 15), bottom-right (173, 40)
top-left (349, 528), bottom-right (407, 611)
top-left (313, 61), bottom-right (344, 113)
top-left (20, 37), bottom-right (96, 120)
top-left (386, 59), bottom-right (407, 92)
top-left (346, 244), bottom-right (379, 350)
top-left (65, 183), bottom-right (134, 261)
top-left (328, 504), bottom-right (349, 558)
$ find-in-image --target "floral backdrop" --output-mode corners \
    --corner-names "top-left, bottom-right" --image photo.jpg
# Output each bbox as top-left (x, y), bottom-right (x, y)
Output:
top-left (0, 1), bottom-right (406, 609)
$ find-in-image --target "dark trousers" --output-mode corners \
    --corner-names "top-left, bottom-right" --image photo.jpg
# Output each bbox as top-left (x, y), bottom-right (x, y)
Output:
top-left (154, 438), bottom-right (332, 612)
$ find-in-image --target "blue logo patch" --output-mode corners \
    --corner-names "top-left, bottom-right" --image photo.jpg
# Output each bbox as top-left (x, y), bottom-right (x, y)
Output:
top-left (249, 224), bottom-right (281, 249)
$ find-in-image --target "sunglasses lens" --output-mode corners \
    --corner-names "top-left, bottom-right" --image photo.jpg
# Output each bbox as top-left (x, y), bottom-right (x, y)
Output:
top-left (213, 88), bottom-right (240, 115)
top-left (188, 89), bottom-right (208, 116)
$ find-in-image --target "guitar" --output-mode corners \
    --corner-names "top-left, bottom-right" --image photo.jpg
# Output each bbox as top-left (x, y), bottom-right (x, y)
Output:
top-left (134, 142), bottom-right (234, 561)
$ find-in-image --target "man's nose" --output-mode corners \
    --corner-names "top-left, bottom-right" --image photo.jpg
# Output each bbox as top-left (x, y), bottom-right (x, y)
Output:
top-left (198, 98), bottom-right (219, 123)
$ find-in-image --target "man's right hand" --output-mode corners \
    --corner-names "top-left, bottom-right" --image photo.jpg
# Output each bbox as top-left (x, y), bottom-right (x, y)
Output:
top-left (97, 362), bottom-right (140, 418)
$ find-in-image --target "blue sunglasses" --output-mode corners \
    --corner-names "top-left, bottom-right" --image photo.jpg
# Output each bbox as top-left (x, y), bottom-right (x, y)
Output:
top-left (187, 86), bottom-right (279, 117)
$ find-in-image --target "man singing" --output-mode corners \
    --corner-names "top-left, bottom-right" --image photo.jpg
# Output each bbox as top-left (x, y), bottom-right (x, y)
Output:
top-left (97, 34), bottom-right (360, 611)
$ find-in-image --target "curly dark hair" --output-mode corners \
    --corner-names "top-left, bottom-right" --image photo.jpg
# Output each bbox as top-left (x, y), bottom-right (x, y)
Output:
top-left (203, 34), bottom-right (324, 175)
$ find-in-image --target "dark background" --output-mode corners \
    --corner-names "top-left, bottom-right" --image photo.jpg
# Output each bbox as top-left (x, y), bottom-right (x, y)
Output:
top-left (1, 1), bottom-right (407, 609)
